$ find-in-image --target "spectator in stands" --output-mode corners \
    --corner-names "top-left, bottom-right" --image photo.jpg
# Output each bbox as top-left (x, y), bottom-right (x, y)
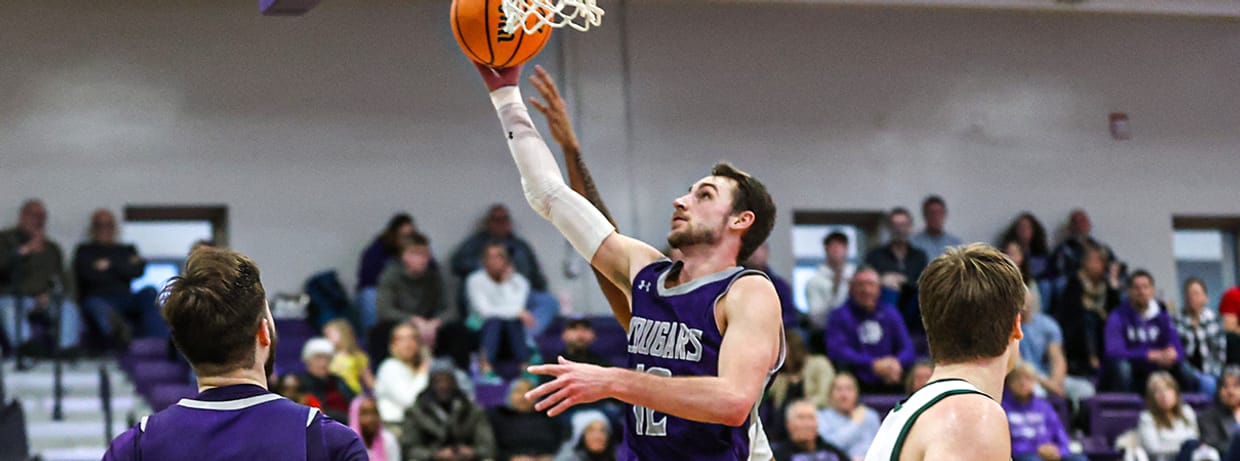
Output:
top-left (1138, 371), bottom-right (1211, 461)
top-left (74, 209), bottom-right (149, 351)
top-left (0, 199), bottom-right (82, 356)
top-left (553, 410), bottom-right (616, 461)
top-left (826, 267), bottom-right (915, 393)
top-left (772, 399), bottom-right (849, 461)
top-left (488, 378), bottom-right (560, 461)
top-left (1049, 208), bottom-right (1117, 280)
top-left (805, 231), bottom-right (855, 330)
top-left (401, 359), bottom-right (496, 461)
top-left (817, 373), bottom-right (881, 460)
top-left (744, 243), bottom-right (798, 327)
top-left (1105, 270), bottom-right (1199, 393)
top-left (1001, 212), bottom-right (1051, 279)
top-left (376, 323), bottom-right (429, 427)
top-left (325, 319), bottom-right (375, 394)
top-left (451, 204), bottom-right (548, 292)
top-left (300, 337), bottom-right (357, 422)
top-left (358, 214), bottom-right (417, 333)
top-left (467, 242), bottom-right (533, 378)
top-left (1198, 366), bottom-right (1240, 457)
top-left (560, 317), bottom-right (607, 367)
top-left (350, 396), bottom-right (402, 461)
top-left (770, 329), bottom-right (834, 411)
top-left (1003, 362), bottom-right (1085, 461)
top-left (373, 234), bottom-right (447, 365)
top-left (910, 195), bottom-right (962, 258)
top-left (1018, 279), bottom-right (1098, 405)
top-left (453, 205), bottom-right (559, 338)
top-left (1220, 287), bottom-right (1240, 334)
top-left (1177, 278), bottom-right (1227, 399)
top-left (865, 207), bottom-right (928, 333)
top-left (1003, 239), bottom-right (1043, 321)
top-left (905, 360), bottom-right (934, 394)
top-left (1054, 243), bottom-right (1121, 377)
top-left (275, 373), bottom-right (322, 408)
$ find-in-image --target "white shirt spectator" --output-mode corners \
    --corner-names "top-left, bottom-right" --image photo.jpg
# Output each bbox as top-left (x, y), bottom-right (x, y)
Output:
top-left (1138, 406), bottom-right (1199, 461)
top-left (466, 268), bottom-right (530, 320)
top-left (804, 263), bottom-right (855, 328)
top-left (374, 357), bottom-right (429, 424)
top-left (910, 231), bottom-right (963, 259)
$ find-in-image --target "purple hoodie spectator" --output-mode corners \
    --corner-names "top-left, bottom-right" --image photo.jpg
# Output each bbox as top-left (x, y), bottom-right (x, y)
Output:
top-left (826, 268), bottom-right (914, 391)
top-left (1104, 300), bottom-right (1185, 374)
top-left (1003, 363), bottom-right (1084, 461)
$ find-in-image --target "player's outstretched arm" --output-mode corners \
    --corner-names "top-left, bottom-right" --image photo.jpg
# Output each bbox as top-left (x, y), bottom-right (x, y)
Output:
top-left (525, 276), bottom-right (782, 426)
top-left (526, 65), bottom-right (632, 330)
top-left (476, 64), bottom-right (661, 300)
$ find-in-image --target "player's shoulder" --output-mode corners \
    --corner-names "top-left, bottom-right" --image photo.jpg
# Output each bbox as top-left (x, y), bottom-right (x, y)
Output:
top-left (909, 393), bottom-right (1009, 459)
top-left (317, 412), bottom-right (369, 461)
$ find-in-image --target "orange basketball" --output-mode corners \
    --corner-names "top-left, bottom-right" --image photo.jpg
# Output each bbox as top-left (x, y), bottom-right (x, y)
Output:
top-left (451, 0), bottom-right (552, 68)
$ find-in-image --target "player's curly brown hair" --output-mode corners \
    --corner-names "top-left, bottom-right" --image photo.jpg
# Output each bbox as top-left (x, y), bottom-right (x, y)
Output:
top-left (160, 247), bottom-right (268, 376)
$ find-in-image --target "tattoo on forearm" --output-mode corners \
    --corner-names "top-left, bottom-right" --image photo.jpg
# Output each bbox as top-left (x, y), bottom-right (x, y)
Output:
top-left (568, 147), bottom-right (616, 226)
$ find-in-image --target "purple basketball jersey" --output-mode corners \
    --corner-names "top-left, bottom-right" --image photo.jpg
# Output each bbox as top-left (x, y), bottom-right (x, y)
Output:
top-left (619, 259), bottom-right (780, 460)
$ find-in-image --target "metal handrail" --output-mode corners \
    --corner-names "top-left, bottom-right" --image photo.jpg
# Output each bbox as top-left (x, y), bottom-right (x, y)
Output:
top-left (100, 363), bottom-right (114, 444)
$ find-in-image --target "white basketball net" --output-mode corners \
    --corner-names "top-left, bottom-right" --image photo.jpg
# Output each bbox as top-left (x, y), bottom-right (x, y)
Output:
top-left (500, 0), bottom-right (605, 34)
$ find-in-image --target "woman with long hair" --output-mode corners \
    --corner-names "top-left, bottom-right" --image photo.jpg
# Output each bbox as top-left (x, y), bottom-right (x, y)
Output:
top-left (1176, 278), bottom-right (1227, 399)
top-left (1137, 372), bottom-right (1207, 461)
top-left (324, 319), bottom-right (375, 394)
top-left (1001, 212), bottom-right (1051, 278)
top-left (375, 323), bottom-right (430, 427)
top-left (357, 213), bottom-right (417, 331)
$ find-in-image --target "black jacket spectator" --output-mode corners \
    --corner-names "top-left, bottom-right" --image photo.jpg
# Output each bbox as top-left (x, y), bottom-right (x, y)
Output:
top-left (401, 360), bottom-right (495, 461)
top-left (73, 243), bottom-right (145, 299)
top-left (487, 379), bottom-right (560, 460)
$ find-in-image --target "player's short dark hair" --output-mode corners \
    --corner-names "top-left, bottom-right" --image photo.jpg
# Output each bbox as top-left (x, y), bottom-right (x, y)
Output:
top-left (823, 232), bottom-right (848, 247)
top-left (1129, 269), bottom-right (1154, 286)
top-left (922, 195), bottom-right (946, 212)
top-left (160, 247), bottom-right (268, 376)
top-left (918, 244), bottom-right (1025, 365)
top-left (711, 162), bottom-right (776, 264)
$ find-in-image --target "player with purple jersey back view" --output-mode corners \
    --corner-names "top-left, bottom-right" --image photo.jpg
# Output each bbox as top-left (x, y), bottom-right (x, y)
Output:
top-left (474, 63), bottom-right (785, 460)
top-left (104, 247), bottom-right (366, 461)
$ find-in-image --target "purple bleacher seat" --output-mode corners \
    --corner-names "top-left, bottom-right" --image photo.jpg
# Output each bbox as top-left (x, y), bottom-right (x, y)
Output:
top-left (276, 318), bottom-right (317, 338)
top-left (861, 394), bottom-right (904, 419)
top-left (126, 338), bottom-right (168, 360)
top-left (1087, 393), bottom-right (1143, 444)
top-left (1183, 392), bottom-right (1211, 413)
top-left (591, 318), bottom-right (628, 358)
top-left (474, 379), bottom-right (508, 408)
top-left (131, 361), bottom-right (191, 394)
top-left (147, 384), bottom-right (198, 412)
top-left (494, 361), bottom-right (523, 380)
top-left (1081, 435), bottom-right (1122, 461)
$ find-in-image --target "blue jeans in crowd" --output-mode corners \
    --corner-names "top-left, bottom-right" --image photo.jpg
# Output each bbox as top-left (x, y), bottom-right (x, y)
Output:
top-left (355, 287), bottom-right (378, 334)
top-left (1105, 358), bottom-right (1200, 393)
top-left (480, 318), bottom-right (530, 366)
top-left (81, 287), bottom-right (164, 340)
top-left (0, 295), bottom-right (80, 350)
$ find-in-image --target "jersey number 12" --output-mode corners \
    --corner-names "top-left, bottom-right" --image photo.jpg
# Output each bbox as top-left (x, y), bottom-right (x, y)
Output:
top-left (633, 364), bottom-right (671, 436)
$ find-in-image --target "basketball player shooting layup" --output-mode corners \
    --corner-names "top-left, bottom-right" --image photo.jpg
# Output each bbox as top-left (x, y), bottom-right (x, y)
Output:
top-left (865, 243), bottom-right (1026, 461)
top-left (475, 63), bottom-right (784, 460)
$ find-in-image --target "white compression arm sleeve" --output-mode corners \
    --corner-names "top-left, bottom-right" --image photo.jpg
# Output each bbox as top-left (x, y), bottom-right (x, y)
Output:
top-left (489, 86), bottom-right (615, 262)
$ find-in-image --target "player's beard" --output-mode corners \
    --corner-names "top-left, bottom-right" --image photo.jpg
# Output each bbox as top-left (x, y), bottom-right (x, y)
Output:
top-left (667, 218), bottom-right (722, 250)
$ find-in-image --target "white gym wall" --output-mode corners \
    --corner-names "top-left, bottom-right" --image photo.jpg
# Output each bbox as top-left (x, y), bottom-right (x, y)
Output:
top-left (1, 0), bottom-right (1237, 308)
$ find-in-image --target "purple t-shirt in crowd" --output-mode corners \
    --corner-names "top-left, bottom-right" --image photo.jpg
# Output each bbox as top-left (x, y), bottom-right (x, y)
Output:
top-left (1002, 393), bottom-right (1072, 458)
top-left (825, 299), bottom-right (914, 385)
top-left (103, 384), bottom-right (366, 461)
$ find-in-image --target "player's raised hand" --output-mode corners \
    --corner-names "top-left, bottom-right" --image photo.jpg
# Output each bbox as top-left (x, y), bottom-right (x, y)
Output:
top-left (474, 62), bottom-right (522, 92)
top-left (525, 356), bottom-right (614, 417)
top-left (528, 65), bottom-right (580, 151)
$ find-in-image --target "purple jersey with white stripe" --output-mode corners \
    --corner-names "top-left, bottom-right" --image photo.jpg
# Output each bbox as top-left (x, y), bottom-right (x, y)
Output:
top-left (103, 384), bottom-right (366, 461)
top-left (619, 259), bottom-right (780, 461)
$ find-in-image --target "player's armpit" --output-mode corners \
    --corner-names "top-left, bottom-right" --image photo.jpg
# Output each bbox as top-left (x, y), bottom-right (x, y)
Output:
top-left (907, 394), bottom-right (1010, 461)
top-left (590, 233), bottom-right (665, 299)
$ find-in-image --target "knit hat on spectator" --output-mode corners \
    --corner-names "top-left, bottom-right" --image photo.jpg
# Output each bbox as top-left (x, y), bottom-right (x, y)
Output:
top-left (301, 337), bottom-right (334, 362)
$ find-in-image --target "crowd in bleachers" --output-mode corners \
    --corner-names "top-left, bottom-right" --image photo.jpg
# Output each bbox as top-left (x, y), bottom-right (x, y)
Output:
top-left (6, 191), bottom-right (1240, 461)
